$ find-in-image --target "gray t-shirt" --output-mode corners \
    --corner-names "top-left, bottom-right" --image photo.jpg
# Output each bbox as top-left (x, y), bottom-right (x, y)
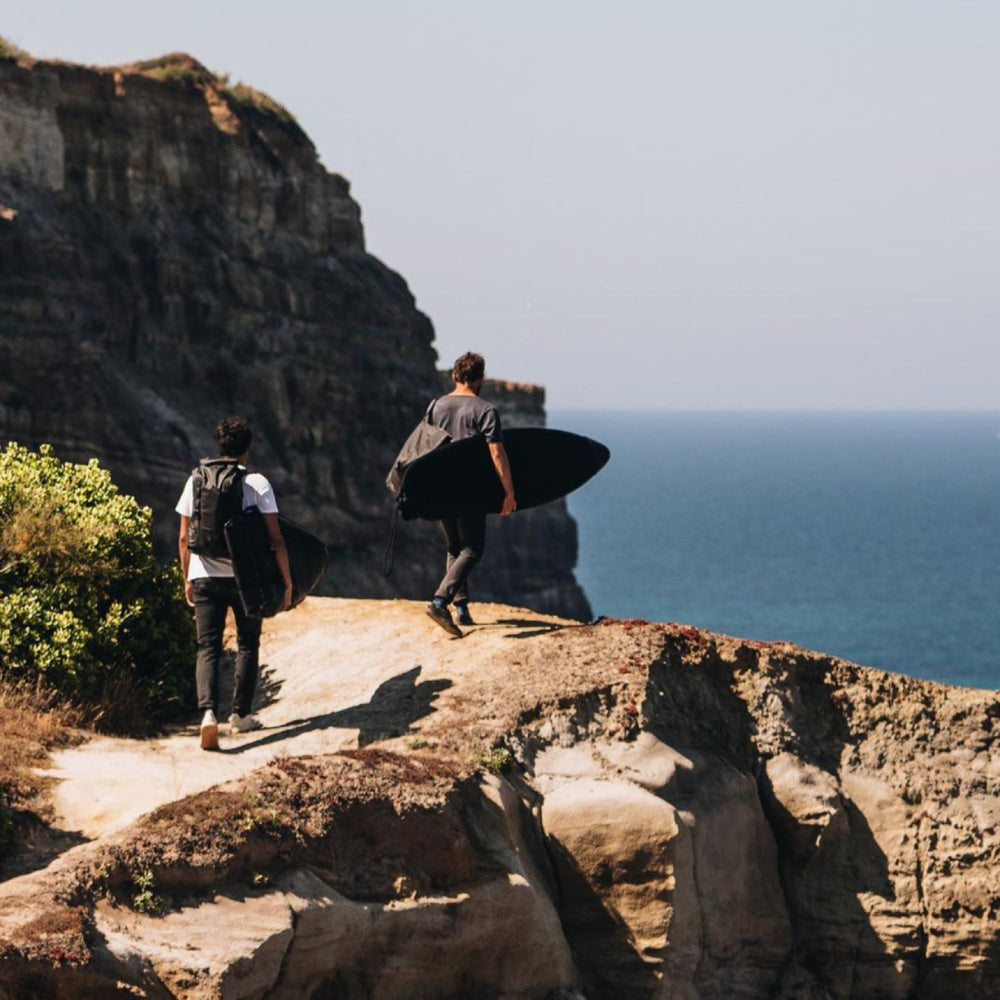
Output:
top-left (428, 394), bottom-right (504, 443)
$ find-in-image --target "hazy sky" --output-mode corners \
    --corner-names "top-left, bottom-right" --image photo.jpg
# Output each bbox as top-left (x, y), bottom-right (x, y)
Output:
top-left (4, 2), bottom-right (999, 409)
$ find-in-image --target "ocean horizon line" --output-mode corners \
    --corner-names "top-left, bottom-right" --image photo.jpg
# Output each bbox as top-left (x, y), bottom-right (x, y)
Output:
top-left (547, 406), bottom-right (1000, 416)
top-left (558, 408), bottom-right (1000, 689)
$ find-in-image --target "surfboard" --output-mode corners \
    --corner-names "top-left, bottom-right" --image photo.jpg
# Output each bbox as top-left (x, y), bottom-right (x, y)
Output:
top-left (224, 507), bottom-right (329, 618)
top-left (395, 427), bottom-right (610, 521)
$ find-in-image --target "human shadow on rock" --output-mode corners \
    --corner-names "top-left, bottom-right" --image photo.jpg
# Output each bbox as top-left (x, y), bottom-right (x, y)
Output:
top-left (222, 666), bottom-right (451, 755)
top-left (0, 814), bottom-right (89, 884)
top-left (217, 655), bottom-right (284, 716)
top-left (486, 618), bottom-right (587, 640)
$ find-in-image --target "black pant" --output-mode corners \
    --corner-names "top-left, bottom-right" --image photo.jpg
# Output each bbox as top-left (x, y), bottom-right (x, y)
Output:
top-left (435, 511), bottom-right (486, 604)
top-left (192, 577), bottom-right (262, 717)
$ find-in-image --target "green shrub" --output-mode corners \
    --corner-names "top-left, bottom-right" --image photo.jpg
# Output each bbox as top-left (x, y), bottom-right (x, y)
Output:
top-left (131, 869), bottom-right (165, 915)
top-left (473, 746), bottom-right (513, 776)
top-left (0, 443), bottom-right (194, 733)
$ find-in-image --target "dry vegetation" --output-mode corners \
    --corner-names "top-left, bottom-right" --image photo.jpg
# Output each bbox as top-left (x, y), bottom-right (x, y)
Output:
top-left (76, 749), bottom-right (467, 913)
top-left (0, 36), bottom-right (29, 61)
top-left (127, 53), bottom-right (298, 126)
top-left (138, 63), bottom-right (202, 86)
top-left (0, 682), bottom-right (80, 864)
top-left (129, 53), bottom-right (211, 86)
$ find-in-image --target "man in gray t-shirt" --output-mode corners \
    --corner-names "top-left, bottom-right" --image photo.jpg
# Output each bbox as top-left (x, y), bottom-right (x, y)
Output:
top-left (427, 392), bottom-right (503, 445)
top-left (426, 352), bottom-right (516, 637)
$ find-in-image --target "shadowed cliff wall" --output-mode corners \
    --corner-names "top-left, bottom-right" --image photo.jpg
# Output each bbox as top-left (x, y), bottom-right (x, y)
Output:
top-left (0, 53), bottom-right (590, 618)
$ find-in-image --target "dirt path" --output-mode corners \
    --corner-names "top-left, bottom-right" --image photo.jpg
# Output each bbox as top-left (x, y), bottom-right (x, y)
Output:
top-left (43, 598), bottom-right (572, 840)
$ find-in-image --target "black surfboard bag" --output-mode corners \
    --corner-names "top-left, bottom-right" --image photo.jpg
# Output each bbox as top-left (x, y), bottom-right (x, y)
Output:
top-left (187, 459), bottom-right (245, 558)
top-left (383, 400), bottom-right (452, 574)
top-left (224, 507), bottom-right (329, 618)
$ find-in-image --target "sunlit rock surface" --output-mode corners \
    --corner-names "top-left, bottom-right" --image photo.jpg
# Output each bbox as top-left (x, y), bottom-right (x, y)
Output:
top-left (0, 600), bottom-right (996, 998)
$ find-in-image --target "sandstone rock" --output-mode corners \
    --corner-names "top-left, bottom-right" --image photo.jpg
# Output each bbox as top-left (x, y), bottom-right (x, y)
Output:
top-left (97, 867), bottom-right (576, 1000)
top-left (0, 603), bottom-right (996, 998)
top-left (542, 777), bottom-right (700, 997)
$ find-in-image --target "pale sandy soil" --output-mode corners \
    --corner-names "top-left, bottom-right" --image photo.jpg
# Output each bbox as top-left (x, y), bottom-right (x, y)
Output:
top-left (43, 597), bottom-right (574, 840)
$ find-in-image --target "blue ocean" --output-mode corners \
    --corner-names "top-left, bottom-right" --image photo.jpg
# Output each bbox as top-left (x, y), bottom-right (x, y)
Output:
top-left (553, 411), bottom-right (1000, 691)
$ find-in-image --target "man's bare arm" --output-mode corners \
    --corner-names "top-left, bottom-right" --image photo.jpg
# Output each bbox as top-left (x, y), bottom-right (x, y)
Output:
top-left (488, 442), bottom-right (517, 517)
top-left (262, 512), bottom-right (294, 611)
top-left (178, 516), bottom-right (194, 606)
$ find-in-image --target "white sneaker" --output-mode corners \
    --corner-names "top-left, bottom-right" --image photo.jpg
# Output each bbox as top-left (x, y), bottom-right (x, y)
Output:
top-left (229, 713), bottom-right (263, 733)
top-left (200, 710), bottom-right (219, 751)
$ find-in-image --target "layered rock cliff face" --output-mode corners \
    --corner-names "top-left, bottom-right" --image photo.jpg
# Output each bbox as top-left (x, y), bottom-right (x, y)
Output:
top-left (0, 51), bottom-right (589, 618)
top-left (0, 600), bottom-right (996, 999)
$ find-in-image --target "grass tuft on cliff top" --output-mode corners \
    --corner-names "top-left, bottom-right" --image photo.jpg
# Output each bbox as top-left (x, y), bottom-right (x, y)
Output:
top-left (0, 35), bottom-right (29, 61)
top-left (140, 63), bottom-right (203, 86)
top-left (128, 53), bottom-right (300, 129)
top-left (225, 82), bottom-right (299, 126)
top-left (131, 52), bottom-right (214, 86)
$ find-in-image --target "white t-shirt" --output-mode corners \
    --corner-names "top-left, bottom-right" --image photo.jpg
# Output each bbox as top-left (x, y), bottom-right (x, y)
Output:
top-left (175, 469), bottom-right (278, 580)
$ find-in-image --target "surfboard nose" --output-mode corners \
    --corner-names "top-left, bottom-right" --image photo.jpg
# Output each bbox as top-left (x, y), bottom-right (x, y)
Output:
top-left (588, 437), bottom-right (611, 471)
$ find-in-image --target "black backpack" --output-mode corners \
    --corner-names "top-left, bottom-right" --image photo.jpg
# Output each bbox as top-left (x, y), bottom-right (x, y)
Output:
top-left (383, 400), bottom-right (452, 574)
top-left (187, 459), bottom-right (246, 558)
top-left (385, 399), bottom-right (452, 499)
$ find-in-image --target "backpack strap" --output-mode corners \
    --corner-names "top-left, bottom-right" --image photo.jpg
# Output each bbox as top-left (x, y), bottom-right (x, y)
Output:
top-left (190, 463), bottom-right (204, 526)
top-left (233, 464), bottom-right (247, 511)
top-left (382, 504), bottom-right (401, 577)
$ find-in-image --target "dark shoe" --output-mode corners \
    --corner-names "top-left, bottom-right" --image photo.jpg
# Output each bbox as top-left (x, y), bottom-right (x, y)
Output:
top-left (454, 602), bottom-right (474, 626)
top-left (426, 601), bottom-right (462, 638)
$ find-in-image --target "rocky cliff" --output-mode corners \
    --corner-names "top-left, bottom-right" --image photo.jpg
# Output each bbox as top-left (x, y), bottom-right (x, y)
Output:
top-left (0, 50), bottom-right (589, 618)
top-left (0, 599), bottom-right (996, 999)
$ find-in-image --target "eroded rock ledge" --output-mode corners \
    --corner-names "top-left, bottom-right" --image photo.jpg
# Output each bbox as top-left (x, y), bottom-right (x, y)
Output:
top-left (0, 600), bottom-right (996, 999)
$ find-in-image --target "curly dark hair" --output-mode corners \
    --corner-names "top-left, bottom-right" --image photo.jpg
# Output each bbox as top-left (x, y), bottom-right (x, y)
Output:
top-left (452, 352), bottom-right (485, 385)
top-left (214, 416), bottom-right (253, 457)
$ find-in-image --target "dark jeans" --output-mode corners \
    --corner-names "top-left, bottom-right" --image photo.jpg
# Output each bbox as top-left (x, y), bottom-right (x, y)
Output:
top-left (434, 512), bottom-right (486, 604)
top-left (192, 577), bottom-right (262, 717)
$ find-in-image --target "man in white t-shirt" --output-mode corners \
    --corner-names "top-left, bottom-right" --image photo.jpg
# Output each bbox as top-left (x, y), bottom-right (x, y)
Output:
top-left (176, 417), bottom-right (292, 750)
